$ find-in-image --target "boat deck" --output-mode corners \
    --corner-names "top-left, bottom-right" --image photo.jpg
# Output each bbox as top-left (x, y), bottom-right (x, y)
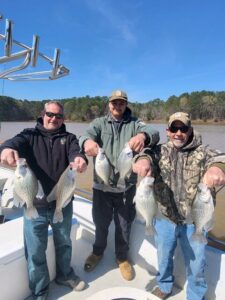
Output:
top-left (25, 223), bottom-right (184, 300)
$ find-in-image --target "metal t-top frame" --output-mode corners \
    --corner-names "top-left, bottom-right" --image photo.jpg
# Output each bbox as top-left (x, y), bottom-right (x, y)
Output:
top-left (0, 15), bottom-right (69, 81)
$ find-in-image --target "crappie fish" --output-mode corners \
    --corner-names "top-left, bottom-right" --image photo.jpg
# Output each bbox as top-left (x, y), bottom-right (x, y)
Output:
top-left (13, 158), bottom-right (39, 219)
top-left (133, 176), bottom-right (157, 236)
top-left (117, 143), bottom-right (133, 187)
top-left (95, 148), bottom-right (111, 185)
top-left (47, 165), bottom-right (76, 223)
top-left (191, 183), bottom-right (214, 244)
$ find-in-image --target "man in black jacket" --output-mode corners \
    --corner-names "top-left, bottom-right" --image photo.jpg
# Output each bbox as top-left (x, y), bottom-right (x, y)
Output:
top-left (0, 101), bottom-right (88, 300)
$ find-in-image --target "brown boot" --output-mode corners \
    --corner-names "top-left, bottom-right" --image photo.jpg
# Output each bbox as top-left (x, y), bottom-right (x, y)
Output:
top-left (151, 286), bottom-right (171, 299)
top-left (84, 253), bottom-right (103, 272)
top-left (117, 259), bottom-right (134, 281)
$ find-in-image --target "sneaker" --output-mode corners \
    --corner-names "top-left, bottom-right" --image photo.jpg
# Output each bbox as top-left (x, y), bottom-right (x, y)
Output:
top-left (55, 276), bottom-right (86, 291)
top-left (151, 286), bottom-right (171, 299)
top-left (117, 259), bottom-right (134, 281)
top-left (84, 253), bottom-right (103, 272)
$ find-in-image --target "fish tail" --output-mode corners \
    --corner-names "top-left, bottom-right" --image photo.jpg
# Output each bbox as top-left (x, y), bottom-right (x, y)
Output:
top-left (117, 178), bottom-right (126, 189)
top-left (47, 193), bottom-right (56, 202)
top-left (24, 207), bottom-right (39, 219)
top-left (191, 232), bottom-right (208, 244)
top-left (53, 210), bottom-right (63, 223)
top-left (145, 224), bottom-right (157, 236)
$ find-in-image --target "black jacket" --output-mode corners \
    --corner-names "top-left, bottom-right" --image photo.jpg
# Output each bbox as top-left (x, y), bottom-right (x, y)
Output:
top-left (0, 118), bottom-right (87, 196)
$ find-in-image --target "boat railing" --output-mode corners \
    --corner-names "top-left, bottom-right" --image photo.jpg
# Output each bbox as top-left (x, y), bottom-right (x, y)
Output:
top-left (0, 14), bottom-right (69, 81)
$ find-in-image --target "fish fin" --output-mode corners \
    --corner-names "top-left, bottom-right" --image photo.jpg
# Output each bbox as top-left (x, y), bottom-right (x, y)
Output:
top-left (145, 225), bottom-right (157, 236)
top-left (204, 219), bottom-right (214, 232)
top-left (117, 178), bottom-right (126, 189)
top-left (13, 192), bottom-right (25, 207)
top-left (62, 198), bottom-right (72, 208)
top-left (135, 212), bottom-right (145, 224)
top-left (191, 233), bottom-right (208, 244)
top-left (36, 181), bottom-right (45, 199)
top-left (24, 207), bottom-right (39, 220)
top-left (47, 187), bottom-right (56, 202)
top-left (53, 210), bottom-right (63, 223)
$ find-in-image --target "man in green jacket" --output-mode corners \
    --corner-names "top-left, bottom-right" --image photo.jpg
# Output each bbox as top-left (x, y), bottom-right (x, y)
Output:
top-left (133, 112), bottom-right (225, 300)
top-left (79, 90), bottom-right (159, 281)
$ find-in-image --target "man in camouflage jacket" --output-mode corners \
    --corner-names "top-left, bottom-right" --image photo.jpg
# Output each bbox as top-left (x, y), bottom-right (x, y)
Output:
top-left (133, 112), bottom-right (225, 300)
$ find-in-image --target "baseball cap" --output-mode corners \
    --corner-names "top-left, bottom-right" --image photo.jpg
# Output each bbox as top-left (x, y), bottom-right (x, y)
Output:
top-left (168, 112), bottom-right (191, 127)
top-left (109, 90), bottom-right (128, 102)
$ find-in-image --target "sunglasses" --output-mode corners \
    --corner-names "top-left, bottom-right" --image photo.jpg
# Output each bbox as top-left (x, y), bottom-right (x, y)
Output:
top-left (169, 125), bottom-right (189, 133)
top-left (45, 112), bottom-right (64, 119)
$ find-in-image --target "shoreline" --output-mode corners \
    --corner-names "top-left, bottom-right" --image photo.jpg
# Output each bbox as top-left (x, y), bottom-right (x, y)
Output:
top-left (1, 119), bottom-right (225, 125)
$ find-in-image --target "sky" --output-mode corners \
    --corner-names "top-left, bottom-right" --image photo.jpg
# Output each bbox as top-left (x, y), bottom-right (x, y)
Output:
top-left (1, 0), bottom-right (225, 103)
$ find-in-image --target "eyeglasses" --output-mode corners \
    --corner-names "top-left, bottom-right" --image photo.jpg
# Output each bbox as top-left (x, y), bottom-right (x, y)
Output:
top-left (45, 112), bottom-right (64, 119)
top-left (169, 125), bottom-right (189, 133)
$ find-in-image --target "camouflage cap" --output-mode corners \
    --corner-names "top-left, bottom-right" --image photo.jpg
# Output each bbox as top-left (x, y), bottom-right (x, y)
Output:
top-left (109, 90), bottom-right (128, 102)
top-left (168, 112), bottom-right (191, 127)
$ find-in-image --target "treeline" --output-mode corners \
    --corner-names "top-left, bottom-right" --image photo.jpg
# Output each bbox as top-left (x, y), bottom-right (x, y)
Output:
top-left (1, 90), bottom-right (225, 122)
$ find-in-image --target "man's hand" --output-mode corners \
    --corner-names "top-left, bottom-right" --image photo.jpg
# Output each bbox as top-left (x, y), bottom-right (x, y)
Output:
top-left (202, 166), bottom-right (225, 188)
top-left (0, 148), bottom-right (19, 167)
top-left (128, 133), bottom-right (146, 153)
top-left (71, 157), bottom-right (87, 173)
top-left (132, 158), bottom-right (152, 177)
top-left (83, 139), bottom-right (99, 156)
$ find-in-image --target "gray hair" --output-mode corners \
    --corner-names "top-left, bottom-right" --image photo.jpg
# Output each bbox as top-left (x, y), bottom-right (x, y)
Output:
top-left (44, 101), bottom-right (64, 113)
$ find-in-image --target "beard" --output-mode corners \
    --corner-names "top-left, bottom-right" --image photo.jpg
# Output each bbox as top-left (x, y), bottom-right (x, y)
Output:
top-left (172, 139), bottom-right (187, 148)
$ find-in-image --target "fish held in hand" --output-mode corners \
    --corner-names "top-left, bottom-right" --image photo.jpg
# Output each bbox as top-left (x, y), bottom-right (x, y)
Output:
top-left (191, 183), bottom-right (214, 244)
top-left (47, 165), bottom-right (76, 223)
top-left (95, 148), bottom-right (111, 185)
top-left (117, 143), bottom-right (133, 187)
top-left (13, 158), bottom-right (39, 219)
top-left (133, 176), bottom-right (157, 236)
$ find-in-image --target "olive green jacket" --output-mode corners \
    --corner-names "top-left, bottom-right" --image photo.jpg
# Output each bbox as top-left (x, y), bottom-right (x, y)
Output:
top-left (79, 108), bottom-right (159, 192)
top-left (143, 131), bottom-right (225, 223)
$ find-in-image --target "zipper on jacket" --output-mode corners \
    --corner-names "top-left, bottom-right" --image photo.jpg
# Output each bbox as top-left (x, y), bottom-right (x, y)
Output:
top-left (49, 138), bottom-right (53, 148)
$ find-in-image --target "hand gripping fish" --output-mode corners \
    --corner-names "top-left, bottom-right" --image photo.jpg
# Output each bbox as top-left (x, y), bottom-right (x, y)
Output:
top-left (117, 143), bottom-right (133, 187)
top-left (191, 182), bottom-right (214, 244)
top-left (47, 165), bottom-right (76, 223)
top-left (133, 176), bottom-right (157, 236)
top-left (13, 158), bottom-right (39, 219)
top-left (95, 148), bottom-right (111, 185)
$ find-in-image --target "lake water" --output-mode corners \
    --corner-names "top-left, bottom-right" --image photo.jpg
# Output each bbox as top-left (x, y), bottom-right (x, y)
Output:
top-left (1, 122), bottom-right (225, 151)
top-left (0, 121), bottom-right (225, 243)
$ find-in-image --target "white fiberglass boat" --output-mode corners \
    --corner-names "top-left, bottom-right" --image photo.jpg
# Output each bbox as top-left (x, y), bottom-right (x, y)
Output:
top-left (0, 165), bottom-right (225, 300)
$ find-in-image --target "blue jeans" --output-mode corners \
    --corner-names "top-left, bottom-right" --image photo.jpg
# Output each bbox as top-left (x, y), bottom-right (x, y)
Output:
top-left (154, 218), bottom-right (207, 300)
top-left (24, 202), bottom-right (75, 296)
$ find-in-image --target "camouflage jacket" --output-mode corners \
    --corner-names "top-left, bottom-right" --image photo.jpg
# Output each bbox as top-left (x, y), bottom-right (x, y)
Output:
top-left (144, 131), bottom-right (225, 224)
